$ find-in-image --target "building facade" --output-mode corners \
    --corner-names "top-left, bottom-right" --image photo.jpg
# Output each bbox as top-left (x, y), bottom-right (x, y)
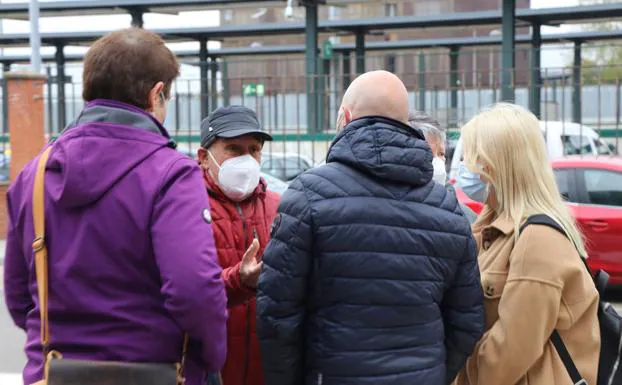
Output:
top-left (219, 0), bottom-right (531, 97)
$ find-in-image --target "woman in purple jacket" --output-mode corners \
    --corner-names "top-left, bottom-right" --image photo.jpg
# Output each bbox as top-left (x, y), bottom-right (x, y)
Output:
top-left (3, 28), bottom-right (227, 385)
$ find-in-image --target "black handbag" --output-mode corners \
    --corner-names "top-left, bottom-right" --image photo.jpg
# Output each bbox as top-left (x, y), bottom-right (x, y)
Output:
top-left (32, 146), bottom-right (189, 385)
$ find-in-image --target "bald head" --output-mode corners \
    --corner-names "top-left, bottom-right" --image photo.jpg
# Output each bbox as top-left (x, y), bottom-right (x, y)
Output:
top-left (336, 70), bottom-right (410, 131)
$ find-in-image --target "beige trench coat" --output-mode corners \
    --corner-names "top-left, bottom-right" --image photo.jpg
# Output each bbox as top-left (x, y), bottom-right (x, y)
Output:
top-left (454, 211), bottom-right (600, 385)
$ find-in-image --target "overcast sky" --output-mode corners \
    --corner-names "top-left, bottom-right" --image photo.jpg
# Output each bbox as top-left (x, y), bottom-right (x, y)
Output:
top-left (0, 0), bottom-right (603, 76)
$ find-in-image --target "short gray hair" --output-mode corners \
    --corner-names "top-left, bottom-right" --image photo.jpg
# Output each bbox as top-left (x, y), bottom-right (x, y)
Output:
top-left (408, 111), bottom-right (446, 144)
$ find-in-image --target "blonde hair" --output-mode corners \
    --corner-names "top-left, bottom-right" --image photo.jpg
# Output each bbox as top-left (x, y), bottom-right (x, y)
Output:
top-left (461, 103), bottom-right (587, 256)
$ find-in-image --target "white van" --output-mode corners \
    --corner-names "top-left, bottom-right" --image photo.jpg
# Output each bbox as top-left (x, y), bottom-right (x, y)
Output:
top-left (448, 121), bottom-right (613, 180)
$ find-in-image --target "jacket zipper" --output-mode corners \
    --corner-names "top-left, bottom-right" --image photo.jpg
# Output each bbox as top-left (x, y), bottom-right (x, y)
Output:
top-left (236, 204), bottom-right (252, 385)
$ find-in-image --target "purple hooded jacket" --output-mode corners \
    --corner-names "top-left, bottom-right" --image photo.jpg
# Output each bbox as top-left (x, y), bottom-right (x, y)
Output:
top-left (3, 100), bottom-right (227, 385)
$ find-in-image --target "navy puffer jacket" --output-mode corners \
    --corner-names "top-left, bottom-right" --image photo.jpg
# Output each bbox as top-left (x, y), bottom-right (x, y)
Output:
top-left (257, 117), bottom-right (484, 385)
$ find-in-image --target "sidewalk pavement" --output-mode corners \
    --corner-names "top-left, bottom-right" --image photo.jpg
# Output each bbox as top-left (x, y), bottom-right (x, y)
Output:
top-left (0, 239), bottom-right (5, 265)
top-left (0, 373), bottom-right (21, 385)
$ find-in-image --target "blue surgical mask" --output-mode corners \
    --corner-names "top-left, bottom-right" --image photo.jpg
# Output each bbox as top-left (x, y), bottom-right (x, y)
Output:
top-left (456, 161), bottom-right (489, 203)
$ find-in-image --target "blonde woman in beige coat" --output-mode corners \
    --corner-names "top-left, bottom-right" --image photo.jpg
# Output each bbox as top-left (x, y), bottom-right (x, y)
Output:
top-left (453, 103), bottom-right (600, 385)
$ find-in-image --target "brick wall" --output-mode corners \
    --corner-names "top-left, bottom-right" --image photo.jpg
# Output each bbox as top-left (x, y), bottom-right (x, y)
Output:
top-left (0, 183), bottom-right (7, 238)
top-left (8, 73), bottom-right (47, 182)
top-left (0, 72), bottom-right (47, 240)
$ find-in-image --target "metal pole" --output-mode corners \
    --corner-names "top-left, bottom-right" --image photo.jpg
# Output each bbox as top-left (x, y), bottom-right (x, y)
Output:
top-left (0, 0), bottom-right (4, 58)
top-left (221, 59), bottom-right (230, 107)
top-left (55, 44), bottom-right (66, 131)
top-left (355, 30), bottom-right (365, 75)
top-left (199, 39), bottom-right (209, 119)
top-left (319, 58), bottom-right (330, 131)
top-left (449, 47), bottom-right (460, 128)
top-left (342, 51), bottom-right (351, 94)
top-left (305, 2), bottom-right (318, 133)
top-left (46, 66), bottom-right (53, 134)
top-left (130, 9), bottom-right (144, 28)
top-left (418, 52), bottom-right (426, 111)
top-left (501, 0), bottom-right (516, 102)
top-left (530, 23), bottom-right (542, 118)
top-left (572, 42), bottom-right (582, 124)
top-left (210, 57), bottom-right (218, 112)
top-left (2, 63), bottom-right (10, 135)
top-left (29, 0), bottom-right (42, 73)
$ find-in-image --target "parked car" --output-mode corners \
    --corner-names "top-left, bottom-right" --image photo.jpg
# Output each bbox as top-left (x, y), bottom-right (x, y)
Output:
top-left (453, 156), bottom-right (622, 286)
top-left (0, 149), bottom-right (10, 182)
top-left (261, 152), bottom-right (314, 182)
top-left (552, 156), bottom-right (622, 285)
top-left (449, 121), bottom-right (613, 181)
top-left (260, 172), bottom-right (290, 195)
top-left (452, 185), bottom-right (483, 215)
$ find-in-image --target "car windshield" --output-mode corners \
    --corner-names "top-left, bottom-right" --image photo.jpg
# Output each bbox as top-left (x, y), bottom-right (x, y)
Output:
top-left (594, 138), bottom-right (613, 155)
top-left (561, 135), bottom-right (593, 155)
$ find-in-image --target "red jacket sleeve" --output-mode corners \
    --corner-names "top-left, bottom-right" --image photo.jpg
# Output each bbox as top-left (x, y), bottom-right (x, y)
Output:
top-left (222, 262), bottom-right (256, 307)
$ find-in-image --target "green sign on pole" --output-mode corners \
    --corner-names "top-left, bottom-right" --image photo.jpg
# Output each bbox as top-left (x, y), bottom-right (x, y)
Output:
top-left (243, 83), bottom-right (265, 97)
top-left (323, 40), bottom-right (334, 59)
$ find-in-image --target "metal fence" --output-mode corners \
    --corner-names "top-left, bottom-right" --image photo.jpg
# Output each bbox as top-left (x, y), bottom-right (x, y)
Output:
top-left (1, 48), bottom-right (621, 174)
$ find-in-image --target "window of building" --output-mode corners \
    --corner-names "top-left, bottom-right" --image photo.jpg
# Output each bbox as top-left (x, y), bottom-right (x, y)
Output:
top-left (328, 6), bottom-right (341, 20)
top-left (403, 1), bottom-right (414, 16)
top-left (415, 0), bottom-right (443, 15)
top-left (385, 3), bottom-right (397, 17)
top-left (584, 169), bottom-right (622, 207)
top-left (223, 9), bottom-right (233, 23)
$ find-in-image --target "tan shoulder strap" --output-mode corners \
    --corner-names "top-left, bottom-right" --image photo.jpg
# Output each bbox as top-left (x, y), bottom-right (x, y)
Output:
top-left (32, 147), bottom-right (53, 358)
top-left (31, 146), bottom-right (190, 380)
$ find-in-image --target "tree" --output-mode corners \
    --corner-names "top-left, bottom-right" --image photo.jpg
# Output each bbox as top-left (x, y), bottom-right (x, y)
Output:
top-left (571, 0), bottom-right (622, 84)
top-left (575, 57), bottom-right (622, 85)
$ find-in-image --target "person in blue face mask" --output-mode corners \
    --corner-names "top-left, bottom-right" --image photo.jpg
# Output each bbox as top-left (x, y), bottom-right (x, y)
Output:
top-left (408, 111), bottom-right (478, 224)
top-left (456, 161), bottom-right (489, 203)
top-left (453, 103), bottom-right (598, 385)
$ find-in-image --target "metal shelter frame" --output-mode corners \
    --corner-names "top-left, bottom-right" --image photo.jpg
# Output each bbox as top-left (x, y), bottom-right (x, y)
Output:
top-left (2, 1), bottom-right (621, 130)
top-left (1, 30), bottom-right (619, 63)
top-left (3, 29), bottom-right (619, 133)
top-left (0, 0), bottom-right (291, 27)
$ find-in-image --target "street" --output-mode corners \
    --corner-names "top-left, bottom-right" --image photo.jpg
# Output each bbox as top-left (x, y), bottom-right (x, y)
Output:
top-left (2, 258), bottom-right (622, 384)
top-left (1, 240), bottom-right (28, 383)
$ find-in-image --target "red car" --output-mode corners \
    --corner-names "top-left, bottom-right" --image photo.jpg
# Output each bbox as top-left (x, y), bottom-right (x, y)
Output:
top-left (453, 186), bottom-right (484, 215)
top-left (453, 156), bottom-right (622, 285)
top-left (552, 156), bottom-right (622, 285)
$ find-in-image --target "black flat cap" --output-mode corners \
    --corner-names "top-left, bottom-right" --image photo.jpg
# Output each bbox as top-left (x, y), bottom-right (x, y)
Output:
top-left (200, 105), bottom-right (273, 148)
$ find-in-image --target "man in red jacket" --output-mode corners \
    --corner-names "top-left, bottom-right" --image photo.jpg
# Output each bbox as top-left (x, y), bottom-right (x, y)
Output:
top-left (197, 105), bottom-right (280, 385)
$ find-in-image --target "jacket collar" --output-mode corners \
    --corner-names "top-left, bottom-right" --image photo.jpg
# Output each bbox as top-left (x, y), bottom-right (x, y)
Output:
top-left (326, 115), bottom-right (433, 186)
top-left (474, 209), bottom-right (515, 236)
top-left (63, 99), bottom-right (175, 147)
top-left (489, 214), bottom-right (515, 235)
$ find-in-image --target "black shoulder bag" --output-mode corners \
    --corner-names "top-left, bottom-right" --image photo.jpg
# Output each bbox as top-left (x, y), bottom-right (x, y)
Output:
top-left (520, 214), bottom-right (622, 385)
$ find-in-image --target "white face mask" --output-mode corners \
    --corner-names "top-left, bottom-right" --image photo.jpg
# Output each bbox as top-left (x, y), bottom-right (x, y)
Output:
top-left (432, 157), bottom-right (447, 185)
top-left (208, 151), bottom-right (261, 202)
